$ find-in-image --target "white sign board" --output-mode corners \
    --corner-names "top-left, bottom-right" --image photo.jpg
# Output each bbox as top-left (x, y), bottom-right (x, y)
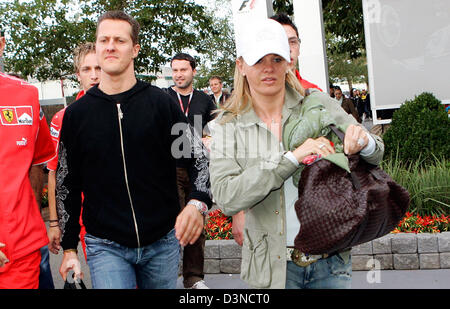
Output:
top-left (363, 0), bottom-right (450, 124)
top-left (293, 0), bottom-right (329, 93)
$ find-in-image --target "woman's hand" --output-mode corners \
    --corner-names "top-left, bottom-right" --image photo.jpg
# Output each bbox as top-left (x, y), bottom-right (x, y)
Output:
top-left (292, 136), bottom-right (335, 164)
top-left (231, 211), bottom-right (245, 247)
top-left (343, 124), bottom-right (369, 155)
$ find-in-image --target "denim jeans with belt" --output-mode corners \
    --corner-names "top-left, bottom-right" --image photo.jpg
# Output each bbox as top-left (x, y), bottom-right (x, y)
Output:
top-left (285, 253), bottom-right (352, 289)
top-left (85, 229), bottom-right (180, 289)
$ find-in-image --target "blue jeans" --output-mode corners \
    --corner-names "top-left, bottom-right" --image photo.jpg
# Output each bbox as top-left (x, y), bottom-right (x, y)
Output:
top-left (285, 253), bottom-right (352, 289)
top-left (39, 246), bottom-right (55, 289)
top-left (85, 229), bottom-right (180, 289)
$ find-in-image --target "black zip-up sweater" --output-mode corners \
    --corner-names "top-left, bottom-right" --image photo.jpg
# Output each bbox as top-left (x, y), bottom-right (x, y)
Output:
top-left (56, 80), bottom-right (212, 249)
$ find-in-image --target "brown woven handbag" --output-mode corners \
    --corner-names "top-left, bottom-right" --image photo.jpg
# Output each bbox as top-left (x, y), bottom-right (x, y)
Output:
top-left (294, 125), bottom-right (410, 255)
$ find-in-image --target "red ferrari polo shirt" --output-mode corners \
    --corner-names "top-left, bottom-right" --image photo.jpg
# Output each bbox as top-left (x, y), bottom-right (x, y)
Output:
top-left (0, 73), bottom-right (55, 270)
top-left (47, 90), bottom-right (85, 171)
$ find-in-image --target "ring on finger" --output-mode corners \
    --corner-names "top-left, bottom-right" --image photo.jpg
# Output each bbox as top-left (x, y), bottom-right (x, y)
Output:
top-left (357, 138), bottom-right (365, 147)
top-left (318, 143), bottom-right (326, 149)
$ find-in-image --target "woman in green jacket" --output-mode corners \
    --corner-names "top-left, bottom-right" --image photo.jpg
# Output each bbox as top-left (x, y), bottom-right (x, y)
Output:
top-left (209, 19), bottom-right (384, 289)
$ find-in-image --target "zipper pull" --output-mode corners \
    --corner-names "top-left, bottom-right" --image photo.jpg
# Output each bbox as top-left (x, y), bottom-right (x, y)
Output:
top-left (117, 103), bottom-right (123, 119)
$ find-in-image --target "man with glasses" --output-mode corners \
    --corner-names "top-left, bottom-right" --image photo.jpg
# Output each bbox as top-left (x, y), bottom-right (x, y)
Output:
top-left (271, 13), bottom-right (323, 92)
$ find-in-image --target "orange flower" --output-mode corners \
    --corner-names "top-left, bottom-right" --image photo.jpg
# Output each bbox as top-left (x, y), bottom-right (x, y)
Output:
top-left (393, 212), bottom-right (449, 233)
top-left (204, 209), bottom-right (233, 240)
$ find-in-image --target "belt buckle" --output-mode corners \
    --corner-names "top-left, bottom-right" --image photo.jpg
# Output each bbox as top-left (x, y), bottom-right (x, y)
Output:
top-left (290, 248), bottom-right (321, 267)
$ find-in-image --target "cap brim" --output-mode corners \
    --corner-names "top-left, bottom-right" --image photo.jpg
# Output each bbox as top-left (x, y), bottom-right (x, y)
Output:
top-left (242, 50), bottom-right (291, 66)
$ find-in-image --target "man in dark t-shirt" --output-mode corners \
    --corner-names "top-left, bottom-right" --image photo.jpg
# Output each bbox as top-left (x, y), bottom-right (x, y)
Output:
top-left (167, 53), bottom-right (215, 289)
top-left (167, 53), bottom-right (216, 136)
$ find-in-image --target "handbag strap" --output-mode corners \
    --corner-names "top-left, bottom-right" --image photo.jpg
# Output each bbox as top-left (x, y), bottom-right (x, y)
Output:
top-left (329, 124), bottom-right (345, 143)
top-left (328, 124), bottom-right (361, 189)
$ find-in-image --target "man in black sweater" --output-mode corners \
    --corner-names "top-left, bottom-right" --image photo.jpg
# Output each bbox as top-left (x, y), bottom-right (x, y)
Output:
top-left (57, 11), bottom-right (212, 289)
top-left (166, 53), bottom-right (215, 289)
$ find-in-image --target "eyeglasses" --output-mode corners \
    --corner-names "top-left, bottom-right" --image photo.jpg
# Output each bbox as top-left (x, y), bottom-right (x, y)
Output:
top-left (288, 38), bottom-right (301, 46)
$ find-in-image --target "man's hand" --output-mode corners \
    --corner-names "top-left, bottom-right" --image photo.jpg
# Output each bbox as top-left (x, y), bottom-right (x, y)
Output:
top-left (48, 227), bottom-right (61, 254)
top-left (59, 250), bottom-right (83, 281)
top-left (232, 211), bottom-right (245, 246)
top-left (175, 203), bottom-right (204, 247)
top-left (0, 243), bottom-right (9, 267)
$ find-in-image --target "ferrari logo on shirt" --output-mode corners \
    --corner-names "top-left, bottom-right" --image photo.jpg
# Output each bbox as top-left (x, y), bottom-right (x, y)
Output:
top-left (0, 106), bottom-right (33, 126)
top-left (2, 109), bottom-right (14, 123)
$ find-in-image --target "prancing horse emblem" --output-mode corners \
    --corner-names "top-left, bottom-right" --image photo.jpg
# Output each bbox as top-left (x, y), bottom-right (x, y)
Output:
top-left (2, 109), bottom-right (14, 123)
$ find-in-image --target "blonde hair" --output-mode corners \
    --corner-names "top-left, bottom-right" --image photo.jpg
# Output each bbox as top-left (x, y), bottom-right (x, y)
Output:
top-left (73, 42), bottom-right (96, 73)
top-left (220, 58), bottom-right (305, 123)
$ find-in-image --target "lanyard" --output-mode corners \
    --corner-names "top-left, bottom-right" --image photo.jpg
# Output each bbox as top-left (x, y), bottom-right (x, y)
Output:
top-left (176, 91), bottom-right (193, 116)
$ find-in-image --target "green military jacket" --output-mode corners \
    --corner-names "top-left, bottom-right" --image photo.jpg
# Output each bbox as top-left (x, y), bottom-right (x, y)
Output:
top-left (209, 84), bottom-right (384, 289)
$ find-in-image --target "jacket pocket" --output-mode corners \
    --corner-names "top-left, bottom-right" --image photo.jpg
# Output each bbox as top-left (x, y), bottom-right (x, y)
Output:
top-left (241, 229), bottom-right (272, 288)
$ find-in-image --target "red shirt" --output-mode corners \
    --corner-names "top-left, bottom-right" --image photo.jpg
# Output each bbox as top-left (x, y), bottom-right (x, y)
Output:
top-left (47, 90), bottom-right (85, 171)
top-left (295, 70), bottom-right (323, 92)
top-left (0, 73), bottom-right (55, 268)
top-left (47, 108), bottom-right (66, 171)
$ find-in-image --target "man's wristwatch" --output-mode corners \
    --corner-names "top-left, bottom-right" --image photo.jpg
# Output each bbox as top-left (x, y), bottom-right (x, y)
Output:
top-left (188, 200), bottom-right (208, 216)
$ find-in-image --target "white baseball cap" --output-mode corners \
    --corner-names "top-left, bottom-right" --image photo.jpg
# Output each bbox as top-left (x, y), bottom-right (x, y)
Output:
top-left (236, 18), bottom-right (291, 66)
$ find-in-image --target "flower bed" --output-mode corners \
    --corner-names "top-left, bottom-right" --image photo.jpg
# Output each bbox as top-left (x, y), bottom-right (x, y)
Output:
top-left (392, 212), bottom-right (449, 234)
top-left (204, 209), bottom-right (450, 240)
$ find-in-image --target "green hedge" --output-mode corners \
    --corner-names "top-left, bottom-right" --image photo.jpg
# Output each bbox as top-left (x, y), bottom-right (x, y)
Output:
top-left (383, 92), bottom-right (450, 167)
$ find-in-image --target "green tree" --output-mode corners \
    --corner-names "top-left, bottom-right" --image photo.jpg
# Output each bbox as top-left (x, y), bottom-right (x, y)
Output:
top-left (272, 0), bottom-right (293, 15)
top-left (0, 0), bottom-right (215, 81)
top-left (195, 0), bottom-right (235, 89)
top-left (268, 0), bottom-right (368, 85)
top-left (270, 0), bottom-right (366, 60)
top-left (327, 33), bottom-right (368, 90)
top-left (322, 0), bottom-right (365, 59)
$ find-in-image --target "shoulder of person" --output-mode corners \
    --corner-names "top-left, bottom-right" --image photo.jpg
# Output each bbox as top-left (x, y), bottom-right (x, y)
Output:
top-left (149, 86), bottom-right (183, 111)
top-left (212, 109), bottom-right (236, 125)
top-left (194, 89), bottom-right (213, 99)
top-left (160, 86), bottom-right (173, 95)
top-left (50, 107), bottom-right (67, 123)
top-left (343, 97), bottom-right (353, 104)
top-left (0, 73), bottom-right (38, 99)
top-left (301, 90), bottom-right (329, 109)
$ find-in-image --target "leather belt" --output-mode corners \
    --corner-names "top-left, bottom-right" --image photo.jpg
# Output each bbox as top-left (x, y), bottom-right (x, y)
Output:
top-left (286, 247), bottom-right (329, 267)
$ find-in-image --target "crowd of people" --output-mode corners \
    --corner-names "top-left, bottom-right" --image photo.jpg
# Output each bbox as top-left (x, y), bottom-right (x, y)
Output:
top-left (0, 10), bottom-right (384, 290)
top-left (330, 85), bottom-right (372, 122)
